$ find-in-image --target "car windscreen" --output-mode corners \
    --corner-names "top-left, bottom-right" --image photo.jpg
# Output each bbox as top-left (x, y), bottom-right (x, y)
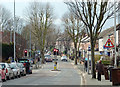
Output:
top-left (10, 64), bottom-right (17, 69)
top-left (45, 55), bottom-right (51, 58)
top-left (63, 56), bottom-right (67, 58)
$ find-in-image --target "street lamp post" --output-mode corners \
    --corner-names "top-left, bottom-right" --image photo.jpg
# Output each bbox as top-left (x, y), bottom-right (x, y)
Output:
top-left (14, 0), bottom-right (16, 62)
top-left (30, 27), bottom-right (31, 59)
top-left (114, 0), bottom-right (117, 68)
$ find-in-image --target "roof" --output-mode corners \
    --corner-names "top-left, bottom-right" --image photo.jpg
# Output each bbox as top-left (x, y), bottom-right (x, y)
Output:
top-left (81, 36), bottom-right (90, 43)
top-left (99, 24), bottom-right (120, 38)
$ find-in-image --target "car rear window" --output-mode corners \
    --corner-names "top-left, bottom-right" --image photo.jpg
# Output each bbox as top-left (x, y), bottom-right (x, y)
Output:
top-left (0, 64), bottom-right (6, 68)
top-left (17, 63), bottom-right (23, 68)
top-left (18, 59), bottom-right (28, 63)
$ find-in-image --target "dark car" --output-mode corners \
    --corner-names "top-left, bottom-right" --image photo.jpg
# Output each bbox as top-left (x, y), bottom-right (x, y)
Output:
top-left (18, 58), bottom-right (32, 74)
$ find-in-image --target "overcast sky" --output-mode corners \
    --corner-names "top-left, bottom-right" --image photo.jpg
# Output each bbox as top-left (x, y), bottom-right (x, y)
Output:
top-left (1, 0), bottom-right (119, 32)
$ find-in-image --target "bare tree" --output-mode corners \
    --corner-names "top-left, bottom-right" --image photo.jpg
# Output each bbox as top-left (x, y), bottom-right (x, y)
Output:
top-left (25, 2), bottom-right (54, 64)
top-left (45, 25), bottom-right (61, 51)
top-left (62, 12), bottom-right (85, 65)
top-left (0, 5), bottom-right (12, 31)
top-left (66, 0), bottom-right (120, 78)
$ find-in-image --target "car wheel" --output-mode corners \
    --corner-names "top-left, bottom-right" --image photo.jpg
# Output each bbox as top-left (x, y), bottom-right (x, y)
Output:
top-left (29, 71), bottom-right (32, 74)
top-left (18, 74), bottom-right (21, 78)
top-left (24, 73), bottom-right (26, 76)
top-left (12, 74), bottom-right (15, 79)
top-left (7, 75), bottom-right (10, 80)
top-left (2, 75), bottom-right (7, 82)
top-left (2, 79), bottom-right (6, 82)
top-left (15, 73), bottom-right (18, 78)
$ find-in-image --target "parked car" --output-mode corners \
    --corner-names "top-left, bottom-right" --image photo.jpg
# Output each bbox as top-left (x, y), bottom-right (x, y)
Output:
top-left (44, 54), bottom-right (53, 62)
top-left (17, 59), bottom-right (32, 74)
top-left (61, 56), bottom-right (68, 61)
top-left (28, 59), bottom-right (34, 64)
top-left (0, 65), bottom-right (6, 82)
top-left (0, 63), bottom-right (14, 80)
top-left (9, 63), bottom-right (21, 78)
top-left (29, 64), bottom-right (32, 74)
top-left (16, 63), bottom-right (26, 76)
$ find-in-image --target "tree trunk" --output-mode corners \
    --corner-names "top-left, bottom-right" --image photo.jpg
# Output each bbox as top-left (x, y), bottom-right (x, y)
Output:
top-left (91, 40), bottom-right (96, 79)
top-left (74, 45), bottom-right (77, 65)
top-left (41, 50), bottom-right (45, 64)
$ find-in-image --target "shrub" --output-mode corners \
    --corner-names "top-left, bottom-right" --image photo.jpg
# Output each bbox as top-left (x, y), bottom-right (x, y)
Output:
top-left (95, 55), bottom-right (102, 63)
top-left (102, 60), bottom-right (111, 65)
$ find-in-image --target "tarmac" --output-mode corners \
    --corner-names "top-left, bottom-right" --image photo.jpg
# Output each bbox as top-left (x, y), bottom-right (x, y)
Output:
top-left (34, 60), bottom-right (113, 86)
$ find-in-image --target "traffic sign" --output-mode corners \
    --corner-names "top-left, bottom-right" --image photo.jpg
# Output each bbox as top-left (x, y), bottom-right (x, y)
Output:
top-left (104, 39), bottom-right (114, 48)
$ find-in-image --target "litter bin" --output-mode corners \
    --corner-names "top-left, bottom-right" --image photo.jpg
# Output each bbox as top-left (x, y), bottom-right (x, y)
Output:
top-left (108, 66), bottom-right (114, 82)
top-left (112, 68), bottom-right (120, 86)
top-left (104, 66), bottom-right (109, 80)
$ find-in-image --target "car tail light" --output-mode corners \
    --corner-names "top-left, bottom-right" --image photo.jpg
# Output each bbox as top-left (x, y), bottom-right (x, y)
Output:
top-left (6, 69), bottom-right (8, 73)
top-left (23, 63), bottom-right (26, 67)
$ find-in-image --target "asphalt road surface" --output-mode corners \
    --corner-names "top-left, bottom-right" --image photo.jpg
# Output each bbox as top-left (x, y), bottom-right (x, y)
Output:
top-left (2, 57), bottom-right (81, 86)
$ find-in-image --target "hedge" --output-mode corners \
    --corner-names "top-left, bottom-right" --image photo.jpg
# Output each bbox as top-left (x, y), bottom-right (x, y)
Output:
top-left (102, 60), bottom-right (111, 65)
top-left (2, 43), bottom-right (14, 61)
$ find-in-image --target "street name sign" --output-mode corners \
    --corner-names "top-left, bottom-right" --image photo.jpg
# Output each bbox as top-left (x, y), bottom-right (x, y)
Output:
top-left (104, 39), bottom-right (114, 48)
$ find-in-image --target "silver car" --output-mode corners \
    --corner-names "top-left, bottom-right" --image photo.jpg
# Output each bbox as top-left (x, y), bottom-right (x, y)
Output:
top-left (16, 63), bottom-right (26, 76)
top-left (9, 63), bottom-right (21, 78)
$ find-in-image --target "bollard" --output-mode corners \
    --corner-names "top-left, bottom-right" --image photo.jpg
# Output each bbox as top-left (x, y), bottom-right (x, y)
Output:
top-left (51, 60), bottom-right (60, 71)
top-left (54, 61), bottom-right (57, 70)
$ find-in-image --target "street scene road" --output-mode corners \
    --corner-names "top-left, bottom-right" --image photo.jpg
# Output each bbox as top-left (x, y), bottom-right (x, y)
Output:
top-left (1, 1), bottom-right (120, 86)
top-left (2, 58), bottom-right (81, 85)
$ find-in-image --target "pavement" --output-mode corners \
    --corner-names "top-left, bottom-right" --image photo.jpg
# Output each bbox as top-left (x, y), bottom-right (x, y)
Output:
top-left (71, 60), bottom-right (113, 86)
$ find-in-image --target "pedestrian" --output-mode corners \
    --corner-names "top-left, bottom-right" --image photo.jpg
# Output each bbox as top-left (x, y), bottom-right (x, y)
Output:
top-left (26, 60), bottom-right (30, 74)
top-left (85, 60), bottom-right (88, 72)
top-left (96, 60), bottom-right (104, 81)
top-left (38, 57), bottom-right (40, 62)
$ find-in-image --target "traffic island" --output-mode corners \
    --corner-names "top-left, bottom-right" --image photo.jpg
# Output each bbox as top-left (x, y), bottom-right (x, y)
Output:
top-left (51, 61), bottom-right (61, 71)
top-left (51, 69), bottom-right (61, 71)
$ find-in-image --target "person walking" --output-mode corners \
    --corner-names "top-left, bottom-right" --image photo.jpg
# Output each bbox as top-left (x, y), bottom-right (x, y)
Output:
top-left (84, 60), bottom-right (88, 72)
top-left (26, 60), bottom-right (30, 74)
top-left (96, 60), bottom-right (104, 81)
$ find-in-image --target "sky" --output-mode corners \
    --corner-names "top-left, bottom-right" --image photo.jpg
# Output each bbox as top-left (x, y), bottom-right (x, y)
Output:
top-left (1, 0), bottom-right (120, 32)
top-left (1, 1), bottom-right (68, 26)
